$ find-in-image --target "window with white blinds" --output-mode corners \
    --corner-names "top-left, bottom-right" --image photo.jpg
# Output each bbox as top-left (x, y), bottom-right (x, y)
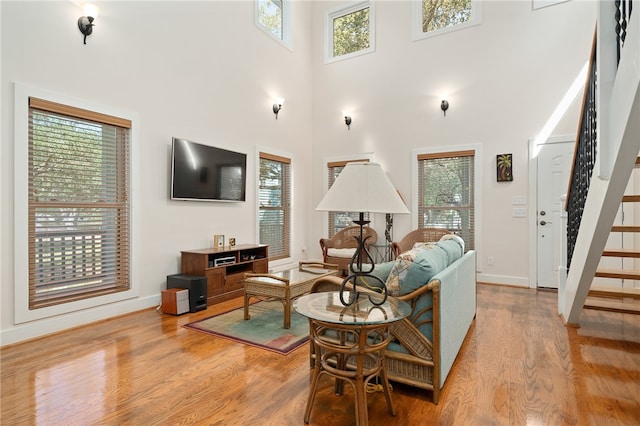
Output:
top-left (327, 159), bottom-right (369, 237)
top-left (417, 150), bottom-right (474, 250)
top-left (259, 152), bottom-right (291, 260)
top-left (28, 97), bottom-right (131, 309)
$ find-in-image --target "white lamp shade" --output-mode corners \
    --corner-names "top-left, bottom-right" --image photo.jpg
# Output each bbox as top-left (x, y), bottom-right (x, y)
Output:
top-left (316, 162), bottom-right (409, 214)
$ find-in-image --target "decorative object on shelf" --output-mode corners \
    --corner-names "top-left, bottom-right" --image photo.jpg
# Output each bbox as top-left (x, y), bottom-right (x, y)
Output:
top-left (273, 98), bottom-right (284, 119)
top-left (441, 99), bottom-right (449, 116)
top-left (497, 153), bottom-right (513, 182)
top-left (344, 115), bottom-right (352, 130)
top-left (213, 234), bottom-right (225, 248)
top-left (316, 162), bottom-right (409, 306)
top-left (228, 237), bottom-right (236, 247)
top-left (77, 3), bottom-right (98, 45)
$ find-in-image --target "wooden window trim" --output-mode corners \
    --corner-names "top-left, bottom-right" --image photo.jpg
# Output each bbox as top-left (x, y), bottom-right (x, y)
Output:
top-left (30, 97), bottom-right (132, 129)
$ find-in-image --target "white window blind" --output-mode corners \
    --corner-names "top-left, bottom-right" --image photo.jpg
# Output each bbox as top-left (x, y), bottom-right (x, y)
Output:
top-left (327, 159), bottom-right (369, 237)
top-left (28, 97), bottom-right (131, 309)
top-left (259, 152), bottom-right (291, 260)
top-left (417, 150), bottom-right (474, 250)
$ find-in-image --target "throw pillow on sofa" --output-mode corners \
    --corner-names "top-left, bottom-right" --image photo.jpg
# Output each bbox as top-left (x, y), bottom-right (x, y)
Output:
top-left (353, 261), bottom-right (395, 290)
top-left (436, 238), bottom-right (464, 264)
top-left (386, 245), bottom-right (448, 296)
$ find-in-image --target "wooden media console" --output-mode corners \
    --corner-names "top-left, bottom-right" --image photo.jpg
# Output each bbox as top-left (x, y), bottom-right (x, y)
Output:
top-left (180, 244), bottom-right (268, 306)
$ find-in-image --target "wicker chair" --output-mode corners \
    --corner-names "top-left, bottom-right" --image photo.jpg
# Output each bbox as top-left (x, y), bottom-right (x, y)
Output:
top-left (319, 225), bottom-right (378, 274)
top-left (391, 228), bottom-right (453, 259)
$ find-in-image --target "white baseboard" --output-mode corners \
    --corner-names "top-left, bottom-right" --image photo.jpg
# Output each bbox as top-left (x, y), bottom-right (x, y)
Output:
top-left (476, 273), bottom-right (530, 288)
top-left (1, 294), bottom-right (161, 347)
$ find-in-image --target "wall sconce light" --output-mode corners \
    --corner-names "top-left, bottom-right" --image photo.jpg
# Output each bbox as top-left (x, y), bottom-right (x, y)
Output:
top-left (441, 100), bottom-right (449, 116)
top-left (78, 3), bottom-right (99, 45)
top-left (273, 98), bottom-right (284, 119)
top-left (344, 115), bottom-right (352, 130)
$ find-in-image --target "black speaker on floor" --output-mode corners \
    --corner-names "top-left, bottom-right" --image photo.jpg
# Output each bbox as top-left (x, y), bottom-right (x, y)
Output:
top-left (166, 274), bottom-right (207, 312)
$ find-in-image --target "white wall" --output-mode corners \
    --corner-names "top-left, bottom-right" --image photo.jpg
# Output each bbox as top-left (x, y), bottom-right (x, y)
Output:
top-left (1, 0), bottom-right (597, 345)
top-left (0, 1), bottom-right (313, 345)
top-left (308, 0), bottom-right (596, 286)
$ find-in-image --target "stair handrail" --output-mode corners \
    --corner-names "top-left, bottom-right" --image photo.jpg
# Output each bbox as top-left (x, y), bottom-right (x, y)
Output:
top-left (565, 1), bottom-right (634, 269)
top-left (565, 28), bottom-right (598, 270)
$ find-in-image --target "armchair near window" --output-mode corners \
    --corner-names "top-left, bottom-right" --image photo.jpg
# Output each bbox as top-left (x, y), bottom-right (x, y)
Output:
top-left (319, 225), bottom-right (378, 274)
top-left (391, 228), bottom-right (453, 259)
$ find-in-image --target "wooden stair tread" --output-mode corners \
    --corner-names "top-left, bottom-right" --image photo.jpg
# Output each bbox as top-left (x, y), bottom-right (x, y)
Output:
top-left (622, 195), bottom-right (640, 202)
top-left (584, 298), bottom-right (640, 314)
top-left (602, 248), bottom-right (640, 258)
top-left (588, 286), bottom-right (640, 299)
top-left (594, 268), bottom-right (640, 280)
top-left (611, 225), bottom-right (640, 232)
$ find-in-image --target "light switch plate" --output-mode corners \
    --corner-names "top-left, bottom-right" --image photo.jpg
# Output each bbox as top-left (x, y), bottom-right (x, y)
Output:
top-left (512, 207), bottom-right (527, 217)
top-left (512, 195), bottom-right (527, 205)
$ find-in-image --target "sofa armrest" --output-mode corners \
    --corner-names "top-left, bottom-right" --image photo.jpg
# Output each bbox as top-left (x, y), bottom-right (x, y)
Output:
top-left (433, 250), bottom-right (476, 388)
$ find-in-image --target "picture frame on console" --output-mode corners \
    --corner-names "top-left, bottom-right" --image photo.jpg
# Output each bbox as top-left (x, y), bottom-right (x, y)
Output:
top-left (213, 234), bottom-right (225, 248)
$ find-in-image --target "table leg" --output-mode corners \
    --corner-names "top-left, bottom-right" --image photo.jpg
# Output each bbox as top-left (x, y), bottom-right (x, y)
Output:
top-left (354, 379), bottom-right (368, 426)
top-left (244, 291), bottom-right (250, 321)
top-left (380, 364), bottom-right (396, 416)
top-left (334, 331), bottom-right (347, 395)
top-left (284, 298), bottom-right (291, 329)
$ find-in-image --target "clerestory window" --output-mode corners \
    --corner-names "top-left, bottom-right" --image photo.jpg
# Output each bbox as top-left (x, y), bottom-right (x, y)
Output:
top-left (326, 1), bottom-right (375, 63)
top-left (255, 0), bottom-right (292, 49)
top-left (412, 0), bottom-right (481, 41)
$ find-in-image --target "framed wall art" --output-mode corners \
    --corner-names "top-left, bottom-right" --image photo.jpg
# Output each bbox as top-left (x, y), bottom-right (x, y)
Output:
top-left (497, 154), bottom-right (513, 182)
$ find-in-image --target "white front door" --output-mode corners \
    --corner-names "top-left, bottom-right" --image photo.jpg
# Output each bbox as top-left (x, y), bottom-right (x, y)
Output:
top-left (536, 141), bottom-right (573, 288)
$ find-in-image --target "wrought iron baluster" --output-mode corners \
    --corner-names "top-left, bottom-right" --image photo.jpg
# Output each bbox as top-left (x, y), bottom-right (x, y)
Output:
top-left (567, 43), bottom-right (597, 270)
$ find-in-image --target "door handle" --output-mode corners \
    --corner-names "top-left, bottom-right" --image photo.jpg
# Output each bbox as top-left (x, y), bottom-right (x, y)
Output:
top-left (539, 220), bottom-right (552, 226)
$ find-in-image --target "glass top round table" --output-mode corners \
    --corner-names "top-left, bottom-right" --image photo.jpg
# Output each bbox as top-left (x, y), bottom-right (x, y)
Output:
top-left (293, 291), bottom-right (411, 325)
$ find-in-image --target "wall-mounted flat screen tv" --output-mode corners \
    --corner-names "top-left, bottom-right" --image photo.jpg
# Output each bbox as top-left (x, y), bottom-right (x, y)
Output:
top-left (171, 137), bottom-right (247, 202)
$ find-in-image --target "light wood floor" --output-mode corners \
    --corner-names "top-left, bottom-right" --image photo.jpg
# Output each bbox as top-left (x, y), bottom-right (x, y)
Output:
top-left (2, 284), bottom-right (640, 425)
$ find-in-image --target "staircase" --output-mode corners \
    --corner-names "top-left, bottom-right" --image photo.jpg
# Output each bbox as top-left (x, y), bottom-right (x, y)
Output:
top-left (586, 161), bottom-right (640, 314)
top-left (561, 1), bottom-right (640, 325)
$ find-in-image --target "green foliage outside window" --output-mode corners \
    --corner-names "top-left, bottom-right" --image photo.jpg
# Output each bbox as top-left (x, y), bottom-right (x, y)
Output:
top-left (419, 154), bottom-right (474, 249)
top-left (31, 112), bottom-right (114, 227)
top-left (333, 7), bottom-right (370, 57)
top-left (258, 0), bottom-right (283, 39)
top-left (422, 0), bottom-right (472, 33)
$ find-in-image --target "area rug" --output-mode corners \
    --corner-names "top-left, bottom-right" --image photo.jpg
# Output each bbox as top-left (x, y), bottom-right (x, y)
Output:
top-left (183, 301), bottom-right (309, 355)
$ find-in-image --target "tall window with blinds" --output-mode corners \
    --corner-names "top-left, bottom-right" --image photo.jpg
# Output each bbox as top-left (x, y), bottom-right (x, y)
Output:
top-left (259, 152), bottom-right (291, 260)
top-left (327, 159), bottom-right (369, 237)
top-left (28, 97), bottom-right (131, 309)
top-left (417, 150), bottom-right (474, 250)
